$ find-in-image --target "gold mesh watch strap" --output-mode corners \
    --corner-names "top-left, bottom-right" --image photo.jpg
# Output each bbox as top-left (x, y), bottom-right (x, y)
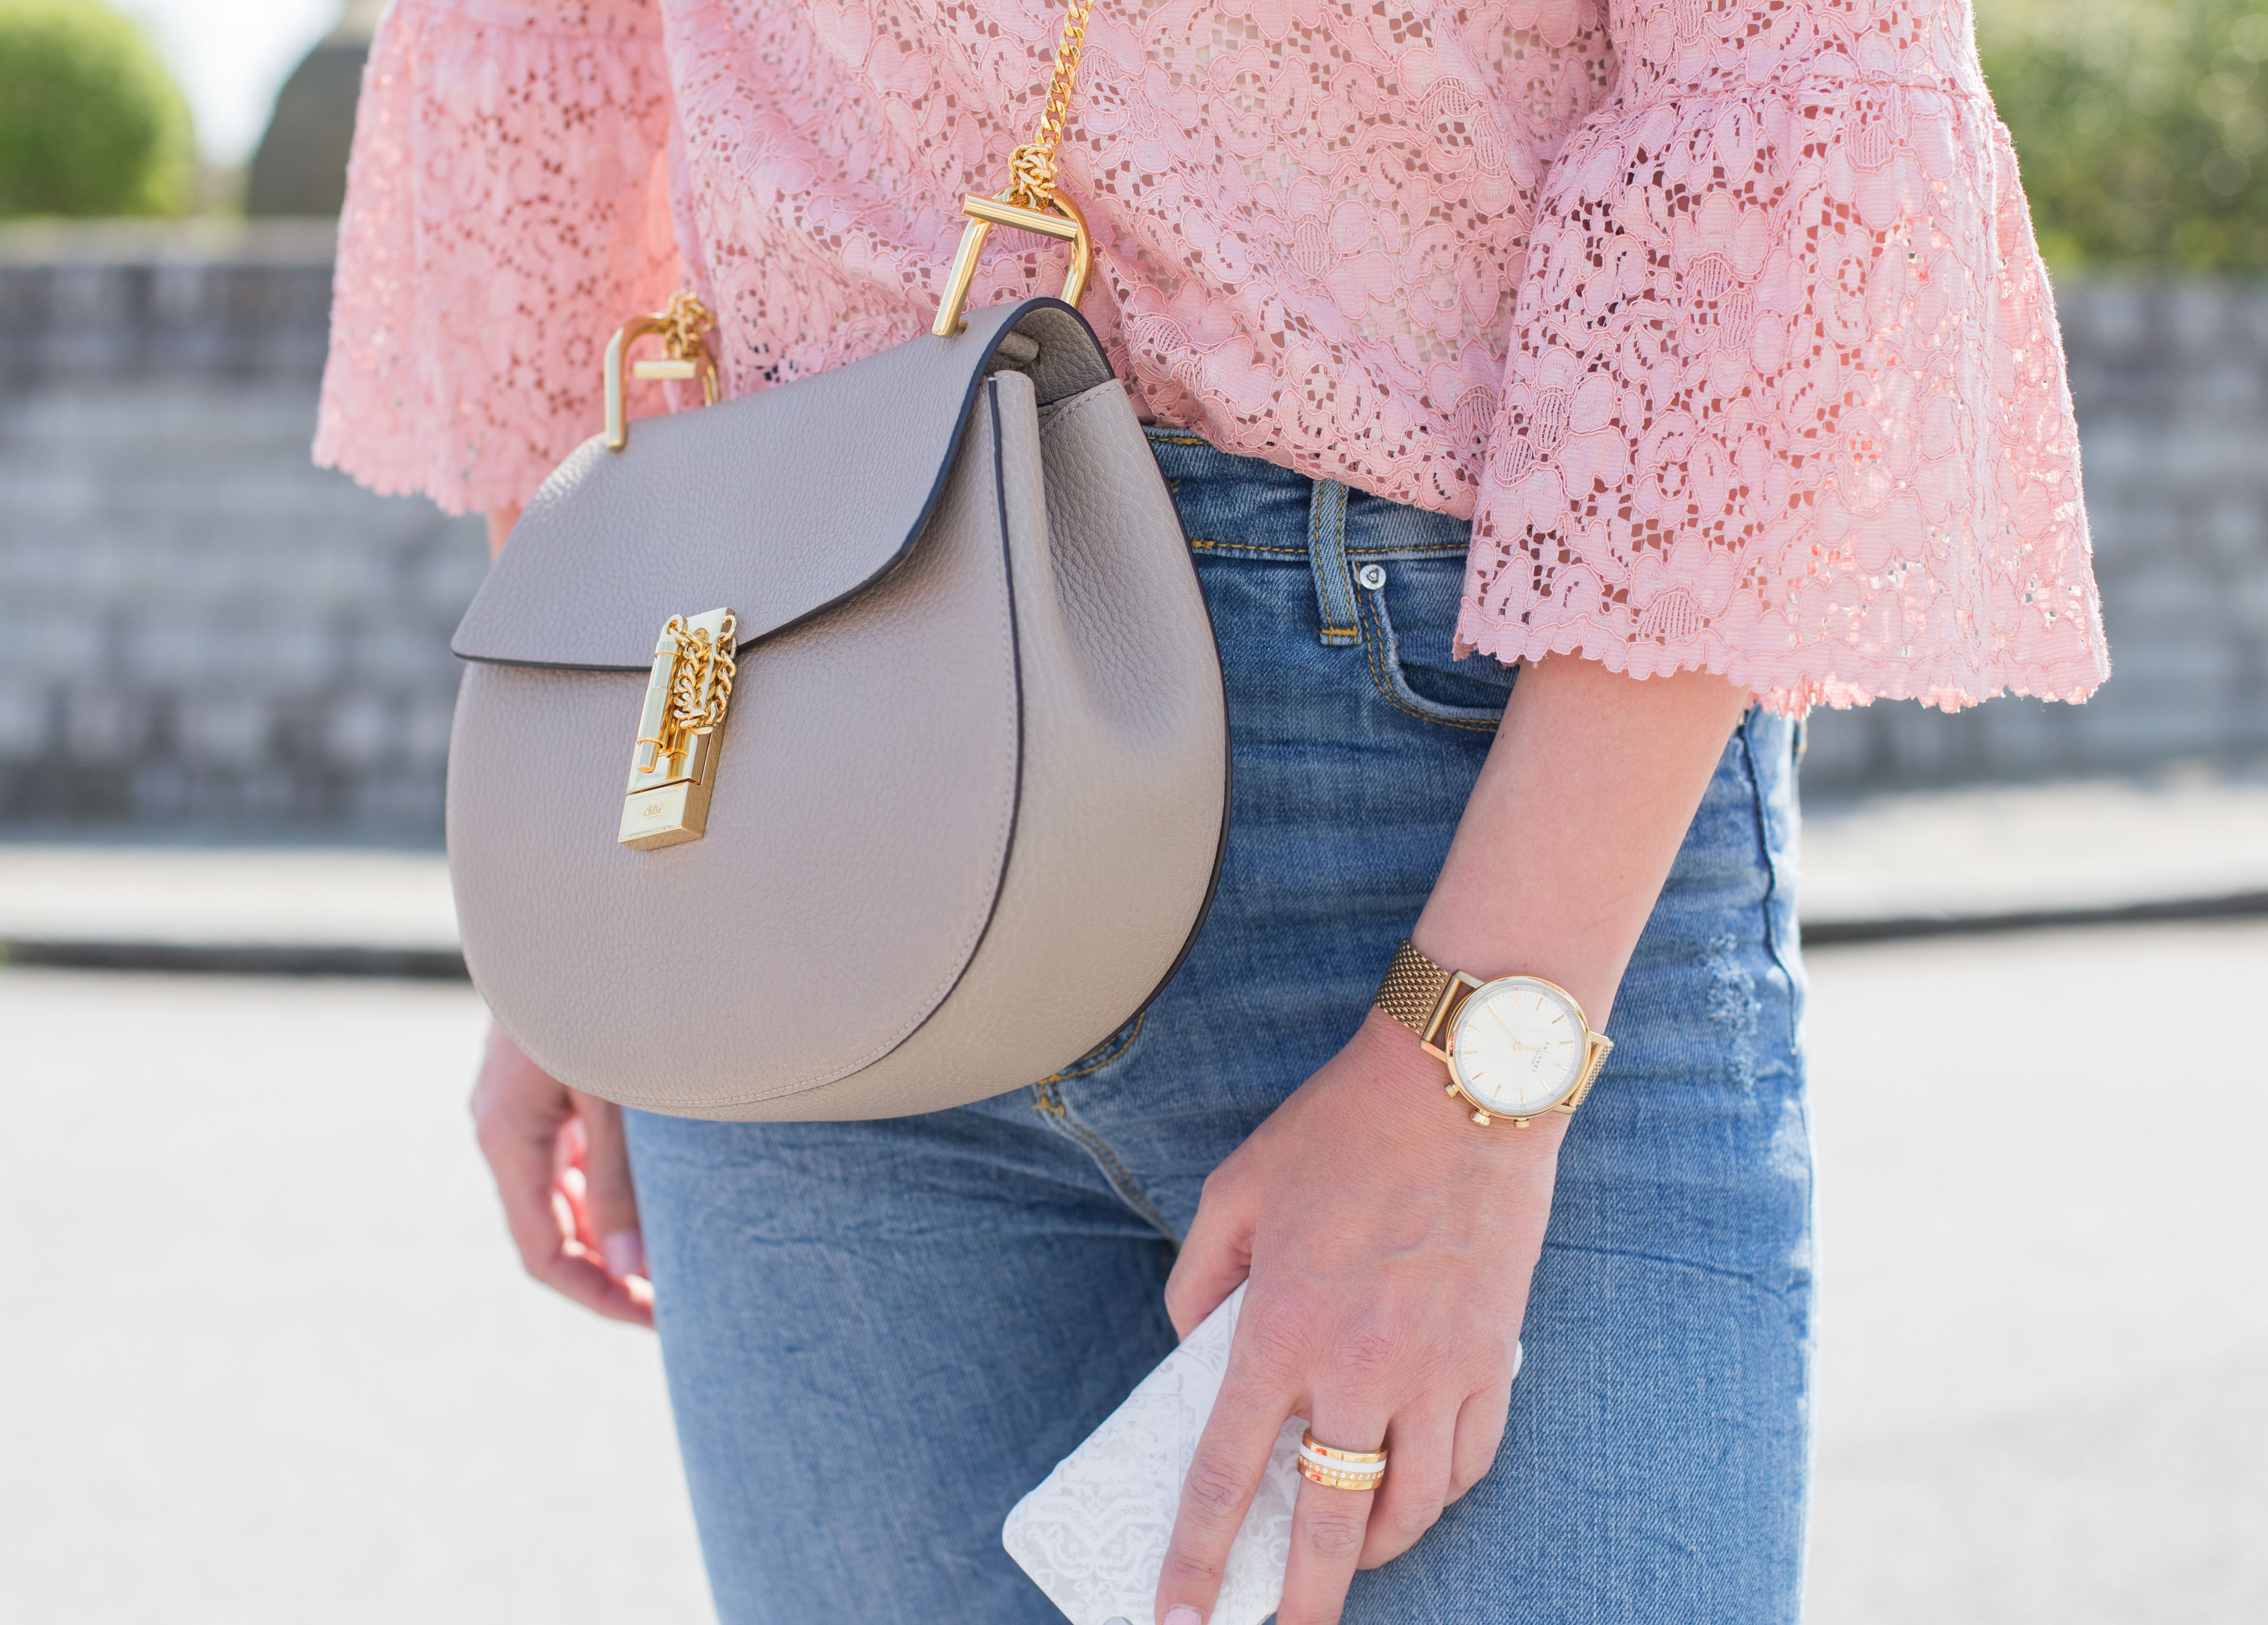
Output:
top-left (1373, 939), bottom-right (1452, 1036)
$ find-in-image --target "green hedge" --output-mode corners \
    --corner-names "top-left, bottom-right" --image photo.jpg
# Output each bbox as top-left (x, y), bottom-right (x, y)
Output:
top-left (0, 0), bottom-right (191, 216)
top-left (1984, 0), bottom-right (2268, 271)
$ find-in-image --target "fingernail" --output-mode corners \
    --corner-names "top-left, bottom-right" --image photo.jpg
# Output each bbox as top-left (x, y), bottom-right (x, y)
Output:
top-left (1164, 1608), bottom-right (1202, 1625)
top-left (602, 1230), bottom-right (646, 1279)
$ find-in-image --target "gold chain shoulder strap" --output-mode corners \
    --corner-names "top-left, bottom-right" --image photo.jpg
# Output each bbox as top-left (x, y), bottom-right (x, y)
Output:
top-left (1007, 0), bottom-right (1094, 207)
top-left (931, 0), bottom-right (1097, 335)
top-left (606, 1), bottom-right (1096, 449)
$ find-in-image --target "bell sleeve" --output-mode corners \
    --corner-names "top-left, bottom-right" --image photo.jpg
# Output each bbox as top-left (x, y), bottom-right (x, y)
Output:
top-left (313, 0), bottom-right (685, 516)
top-left (1454, 6), bottom-right (2110, 714)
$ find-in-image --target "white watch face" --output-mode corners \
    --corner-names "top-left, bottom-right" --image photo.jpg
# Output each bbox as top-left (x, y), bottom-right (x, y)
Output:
top-left (1448, 977), bottom-right (1589, 1118)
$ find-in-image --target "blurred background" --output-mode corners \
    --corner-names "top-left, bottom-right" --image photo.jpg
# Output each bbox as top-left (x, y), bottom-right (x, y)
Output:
top-left (0, 1), bottom-right (2262, 1621)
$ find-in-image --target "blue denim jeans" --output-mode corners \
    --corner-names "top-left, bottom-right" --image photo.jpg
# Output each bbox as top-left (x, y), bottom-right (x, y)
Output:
top-left (626, 431), bottom-right (1813, 1624)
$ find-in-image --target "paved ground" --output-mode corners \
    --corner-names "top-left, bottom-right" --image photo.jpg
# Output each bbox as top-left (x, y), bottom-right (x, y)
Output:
top-left (8, 762), bottom-right (2268, 954)
top-left (0, 842), bottom-right (459, 949)
top-left (1798, 761), bottom-right (2268, 924)
top-left (3, 921), bottom-right (2264, 1623)
top-left (1801, 923), bottom-right (2268, 1624)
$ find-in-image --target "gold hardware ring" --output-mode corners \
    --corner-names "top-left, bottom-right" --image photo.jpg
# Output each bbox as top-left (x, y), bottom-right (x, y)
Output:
top-left (930, 184), bottom-right (1092, 338)
top-left (1297, 1428), bottom-right (1388, 1492)
top-left (604, 292), bottom-right (719, 451)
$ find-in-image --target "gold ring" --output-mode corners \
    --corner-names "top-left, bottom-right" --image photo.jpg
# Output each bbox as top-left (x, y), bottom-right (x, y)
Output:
top-left (1297, 1428), bottom-right (1387, 1491)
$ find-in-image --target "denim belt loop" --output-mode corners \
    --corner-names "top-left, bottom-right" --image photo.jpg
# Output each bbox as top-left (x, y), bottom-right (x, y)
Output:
top-left (1307, 478), bottom-right (1359, 648)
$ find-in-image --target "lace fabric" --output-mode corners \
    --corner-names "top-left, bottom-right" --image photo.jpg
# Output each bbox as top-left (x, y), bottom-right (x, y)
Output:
top-left (314, 0), bottom-right (684, 517)
top-left (315, 0), bottom-right (2109, 713)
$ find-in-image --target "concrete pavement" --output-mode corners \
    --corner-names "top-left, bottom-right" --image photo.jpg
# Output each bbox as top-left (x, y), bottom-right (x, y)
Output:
top-left (6, 763), bottom-right (2268, 964)
top-left (0, 970), bottom-right (707, 1625)
top-left (3, 920), bottom-right (2263, 1622)
top-left (1801, 922), bottom-right (2268, 1623)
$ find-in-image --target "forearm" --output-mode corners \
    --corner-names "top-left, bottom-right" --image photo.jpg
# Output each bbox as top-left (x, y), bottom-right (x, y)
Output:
top-left (1410, 656), bottom-right (1754, 1031)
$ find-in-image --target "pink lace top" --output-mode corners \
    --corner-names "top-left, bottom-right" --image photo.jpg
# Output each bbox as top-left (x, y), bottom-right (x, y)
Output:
top-left (315, 0), bottom-right (2108, 714)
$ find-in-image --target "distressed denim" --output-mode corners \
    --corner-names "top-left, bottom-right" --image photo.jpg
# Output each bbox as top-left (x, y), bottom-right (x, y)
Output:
top-left (626, 430), bottom-right (1814, 1625)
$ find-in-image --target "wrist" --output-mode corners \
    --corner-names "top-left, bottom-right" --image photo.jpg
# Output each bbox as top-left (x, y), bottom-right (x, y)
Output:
top-left (1406, 917), bottom-right (1619, 1035)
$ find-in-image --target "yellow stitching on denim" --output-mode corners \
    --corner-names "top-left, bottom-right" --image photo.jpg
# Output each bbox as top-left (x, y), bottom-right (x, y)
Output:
top-left (1032, 1077), bottom-right (1177, 1239)
top-left (1189, 538), bottom-right (1463, 559)
top-left (1357, 590), bottom-right (1500, 734)
top-left (1035, 1013), bottom-right (1145, 1085)
top-left (1310, 482), bottom-right (1362, 647)
top-left (1145, 432), bottom-right (1210, 445)
top-left (1188, 538), bottom-right (1308, 555)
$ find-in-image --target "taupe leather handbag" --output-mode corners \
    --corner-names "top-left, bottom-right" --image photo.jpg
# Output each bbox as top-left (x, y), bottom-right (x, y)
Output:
top-left (444, 8), bottom-right (1228, 1121)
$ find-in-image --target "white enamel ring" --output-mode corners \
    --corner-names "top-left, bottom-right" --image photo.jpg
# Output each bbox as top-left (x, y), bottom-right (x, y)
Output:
top-left (1298, 1429), bottom-right (1387, 1490)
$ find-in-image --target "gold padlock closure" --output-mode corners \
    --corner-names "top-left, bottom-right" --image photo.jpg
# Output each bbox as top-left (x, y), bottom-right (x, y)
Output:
top-left (619, 607), bottom-right (736, 850)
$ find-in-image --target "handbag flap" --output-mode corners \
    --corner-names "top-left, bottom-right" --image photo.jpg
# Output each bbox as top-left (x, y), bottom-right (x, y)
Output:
top-left (450, 299), bottom-right (1114, 670)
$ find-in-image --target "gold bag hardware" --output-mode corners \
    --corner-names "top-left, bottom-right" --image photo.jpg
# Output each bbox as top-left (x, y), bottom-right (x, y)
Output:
top-left (604, 291), bottom-right (719, 452)
top-left (930, 0), bottom-right (1094, 336)
top-left (932, 187), bottom-right (1091, 337)
top-left (619, 608), bottom-right (737, 849)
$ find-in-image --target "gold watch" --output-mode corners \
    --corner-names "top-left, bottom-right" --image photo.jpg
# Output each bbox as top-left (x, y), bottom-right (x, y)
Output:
top-left (1372, 940), bottom-right (1612, 1127)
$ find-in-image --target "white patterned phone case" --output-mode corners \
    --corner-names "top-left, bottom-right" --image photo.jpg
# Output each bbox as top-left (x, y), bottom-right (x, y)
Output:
top-left (1001, 1286), bottom-right (1521, 1625)
top-left (1003, 1285), bottom-right (1295, 1625)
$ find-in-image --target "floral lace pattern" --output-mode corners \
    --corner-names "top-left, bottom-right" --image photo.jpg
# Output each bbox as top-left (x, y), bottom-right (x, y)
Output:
top-left (315, 1), bottom-right (684, 515)
top-left (317, 0), bottom-right (2108, 713)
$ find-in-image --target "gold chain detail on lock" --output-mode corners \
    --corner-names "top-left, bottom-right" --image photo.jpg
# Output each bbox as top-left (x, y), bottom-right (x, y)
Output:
top-left (1004, 0), bottom-right (1093, 209)
top-left (637, 613), bottom-right (737, 765)
top-left (620, 606), bottom-right (739, 850)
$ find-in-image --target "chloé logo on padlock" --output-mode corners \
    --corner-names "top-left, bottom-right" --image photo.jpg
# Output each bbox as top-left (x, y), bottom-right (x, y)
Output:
top-left (619, 607), bottom-right (736, 850)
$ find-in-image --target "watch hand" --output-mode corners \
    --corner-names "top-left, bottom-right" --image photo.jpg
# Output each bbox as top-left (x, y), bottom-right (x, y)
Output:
top-left (1487, 1008), bottom-right (1540, 1052)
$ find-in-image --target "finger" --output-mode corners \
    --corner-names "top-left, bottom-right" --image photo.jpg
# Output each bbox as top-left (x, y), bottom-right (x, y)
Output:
top-left (1162, 1175), bottom-right (1253, 1339)
top-left (1356, 1409), bottom-right (1453, 1570)
top-left (1155, 1340), bottom-right (1296, 1621)
top-left (475, 1069), bottom-right (577, 1278)
top-left (570, 1088), bottom-right (646, 1280)
top-left (532, 1238), bottom-right (657, 1326)
top-left (471, 1033), bottom-right (651, 1327)
top-left (495, 1130), bottom-right (652, 1326)
top-left (1447, 1384), bottom-right (1511, 1505)
top-left (1278, 1404), bottom-right (1388, 1625)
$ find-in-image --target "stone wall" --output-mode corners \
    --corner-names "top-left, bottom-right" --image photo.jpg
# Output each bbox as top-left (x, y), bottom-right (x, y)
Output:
top-left (1, 225), bottom-right (2263, 843)
top-left (0, 225), bottom-right (484, 840)
top-left (1797, 280), bottom-right (2268, 787)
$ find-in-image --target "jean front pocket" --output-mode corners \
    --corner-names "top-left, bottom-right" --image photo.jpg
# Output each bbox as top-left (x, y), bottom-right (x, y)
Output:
top-left (1351, 553), bottom-right (1515, 729)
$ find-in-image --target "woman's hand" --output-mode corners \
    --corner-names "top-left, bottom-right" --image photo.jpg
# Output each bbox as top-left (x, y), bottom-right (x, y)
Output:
top-left (467, 515), bottom-right (650, 1322)
top-left (1153, 658), bottom-right (1752, 1625)
top-left (468, 1020), bottom-right (654, 1327)
top-left (1154, 1008), bottom-right (1560, 1624)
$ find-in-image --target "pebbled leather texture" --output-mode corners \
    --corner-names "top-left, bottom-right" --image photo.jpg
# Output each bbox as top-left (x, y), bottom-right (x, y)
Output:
top-left (446, 302), bottom-right (1229, 1119)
